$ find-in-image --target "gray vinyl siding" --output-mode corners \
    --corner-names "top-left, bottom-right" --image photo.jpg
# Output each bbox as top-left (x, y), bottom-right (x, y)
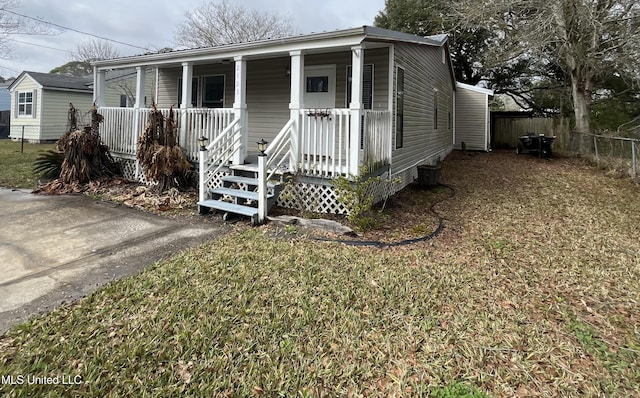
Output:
top-left (391, 43), bottom-right (454, 175)
top-left (157, 64), bottom-right (235, 109)
top-left (305, 47), bottom-right (389, 110)
top-left (155, 49), bottom-right (391, 146)
top-left (246, 57), bottom-right (291, 145)
top-left (363, 47), bottom-right (390, 110)
top-left (454, 87), bottom-right (488, 151)
top-left (40, 90), bottom-right (93, 140)
top-left (104, 71), bottom-right (156, 108)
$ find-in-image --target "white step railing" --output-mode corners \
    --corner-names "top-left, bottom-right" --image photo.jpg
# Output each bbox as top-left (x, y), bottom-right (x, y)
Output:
top-left (256, 117), bottom-right (297, 223)
top-left (180, 108), bottom-right (236, 161)
top-left (264, 118), bottom-right (296, 181)
top-left (198, 118), bottom-right (242, 202)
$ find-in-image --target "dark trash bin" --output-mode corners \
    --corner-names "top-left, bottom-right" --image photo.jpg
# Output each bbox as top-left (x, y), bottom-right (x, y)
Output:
top-left (417, 164), bottom-right (441, 187)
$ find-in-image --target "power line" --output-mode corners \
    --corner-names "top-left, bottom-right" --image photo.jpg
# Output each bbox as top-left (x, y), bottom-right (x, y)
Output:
top-left (8, 38), bottom-right (74, 54)
top-left (0, 64), bottom-right (21, 74)
top-left (4, 9), bottom-right (150, 51)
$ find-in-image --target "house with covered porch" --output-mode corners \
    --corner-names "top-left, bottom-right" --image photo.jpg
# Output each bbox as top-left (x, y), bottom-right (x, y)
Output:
top-left (92, 26), bottom-right (457, 223)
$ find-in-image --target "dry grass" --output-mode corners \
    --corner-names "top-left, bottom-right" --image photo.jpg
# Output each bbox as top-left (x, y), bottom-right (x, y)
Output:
top-left (0, 150), bottom-right (638, 397)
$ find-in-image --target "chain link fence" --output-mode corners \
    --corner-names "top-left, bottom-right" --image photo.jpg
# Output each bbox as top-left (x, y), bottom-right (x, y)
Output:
top-left (570, 133), bottom-right (640, 181)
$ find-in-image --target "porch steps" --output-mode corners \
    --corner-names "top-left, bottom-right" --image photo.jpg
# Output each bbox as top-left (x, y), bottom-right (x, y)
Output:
top-left (197, 164), bottom-right (284, 225)
top-left (197, 200), bottom-right (260, 223)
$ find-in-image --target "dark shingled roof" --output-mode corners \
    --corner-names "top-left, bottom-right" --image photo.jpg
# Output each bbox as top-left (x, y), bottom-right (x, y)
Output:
top-left (13, 71), bottom-right (92, 92)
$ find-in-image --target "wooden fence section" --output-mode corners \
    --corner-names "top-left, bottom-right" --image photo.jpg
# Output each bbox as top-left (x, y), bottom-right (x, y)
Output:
top-left (492, 117), bottom-right (571, 150)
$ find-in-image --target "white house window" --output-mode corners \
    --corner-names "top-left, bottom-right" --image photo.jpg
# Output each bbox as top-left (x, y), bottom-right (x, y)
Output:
top-left (18, 91), bottom-right (33, 116)
top-left (202, 75), bottom-right (225, 108)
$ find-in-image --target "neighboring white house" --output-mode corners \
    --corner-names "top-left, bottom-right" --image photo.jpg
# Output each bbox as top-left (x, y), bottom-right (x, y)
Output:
top-left (454, 82), bottom-right (494, 152)
top-left (91, 26), bottom-right (479, 218)
top-left (8, 70), bottom-right (155, 142)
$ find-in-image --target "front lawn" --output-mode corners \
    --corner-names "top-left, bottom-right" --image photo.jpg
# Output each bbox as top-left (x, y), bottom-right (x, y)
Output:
top-left (0, 151), bottom-right (638, 397)
top-left (0, 140), bottom-right (56, 189)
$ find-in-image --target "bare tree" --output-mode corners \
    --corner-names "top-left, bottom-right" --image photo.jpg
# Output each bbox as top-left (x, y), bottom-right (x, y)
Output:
top-left (455, 0), bottom-right (640, 150)
top-left (174, 0), bottom-right (297, 48)
top-left (0, 0), bottom-right (56, 58)
top-left (72, 38), bottom-right (120, 63)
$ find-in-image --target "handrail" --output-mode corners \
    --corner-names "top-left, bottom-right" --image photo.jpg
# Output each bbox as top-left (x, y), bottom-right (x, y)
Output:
top-left (206, 118), bottom-right (240, 151)
top-left (265, 118), bottom-right (296, 181)
top-left (199, 118), bottom-right (241, 201)
top-left (204, 119), bottom-right (241, 178)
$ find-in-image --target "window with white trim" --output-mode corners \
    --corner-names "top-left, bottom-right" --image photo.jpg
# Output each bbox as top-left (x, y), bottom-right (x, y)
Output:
top-left (18, 91), bottom-right (33, 116)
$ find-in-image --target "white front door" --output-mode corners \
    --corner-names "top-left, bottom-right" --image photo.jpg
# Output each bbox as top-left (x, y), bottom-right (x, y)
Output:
top-left (303, 65), bottom-right (336, 109)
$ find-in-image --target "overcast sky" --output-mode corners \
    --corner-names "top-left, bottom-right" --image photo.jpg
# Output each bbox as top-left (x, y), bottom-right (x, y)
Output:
top-left (1, 0), bottom-right (386, 78)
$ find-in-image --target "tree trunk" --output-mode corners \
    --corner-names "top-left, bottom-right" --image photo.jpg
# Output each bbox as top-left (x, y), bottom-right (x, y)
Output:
top-left (570, 73), bottom-right (592, 153)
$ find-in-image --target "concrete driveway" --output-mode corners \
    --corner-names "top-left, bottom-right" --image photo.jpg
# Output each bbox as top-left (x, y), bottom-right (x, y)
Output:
top-left (0, 188), bottom-right (228, 334)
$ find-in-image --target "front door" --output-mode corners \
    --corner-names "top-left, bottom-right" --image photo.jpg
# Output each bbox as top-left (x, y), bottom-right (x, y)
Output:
top-left (303, 65), bottom-right (336, 109)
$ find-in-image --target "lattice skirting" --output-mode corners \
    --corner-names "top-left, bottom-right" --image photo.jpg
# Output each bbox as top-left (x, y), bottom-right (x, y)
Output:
top-left (116, 158), bottom-right (155, 185)
top-left (117, 154), bottom-right (444, 215)
top-left (118, 159), bottom-right (138, 181)
top-left (277, 181), bottom-right (348, 214)
top-left (274, 167), bottom-right (418, 215)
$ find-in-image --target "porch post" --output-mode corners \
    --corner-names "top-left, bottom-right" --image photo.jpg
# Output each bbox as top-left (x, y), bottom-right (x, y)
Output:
top-left (134, 66), bottom-right (146, 108)
top-left (180, 62), bottom-right (193, 146)
top-left (289, 50), bottom-right (305, 170)
top-left (93, 66), bottom-right (106, 107)
top-left (133, 66), bottom-right (147, 178)
top-left (349, 45), bottom-right (364, 175)
top-left (233, 56), bottom-right (247, 165)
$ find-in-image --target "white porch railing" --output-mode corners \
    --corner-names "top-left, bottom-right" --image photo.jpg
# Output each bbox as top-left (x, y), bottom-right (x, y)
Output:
top-left (100, 107), bottom-right (152, 158)
top-left (100, 106), bottom-right (391, 181)
top-left (99, 107), bottom-right (235, 161)
top-left (298, 108), bottom-right (352, 177)
top-left (295, 108), bottom-right (392, 178)
top-left (363, 110), bottom-right (392, 173)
